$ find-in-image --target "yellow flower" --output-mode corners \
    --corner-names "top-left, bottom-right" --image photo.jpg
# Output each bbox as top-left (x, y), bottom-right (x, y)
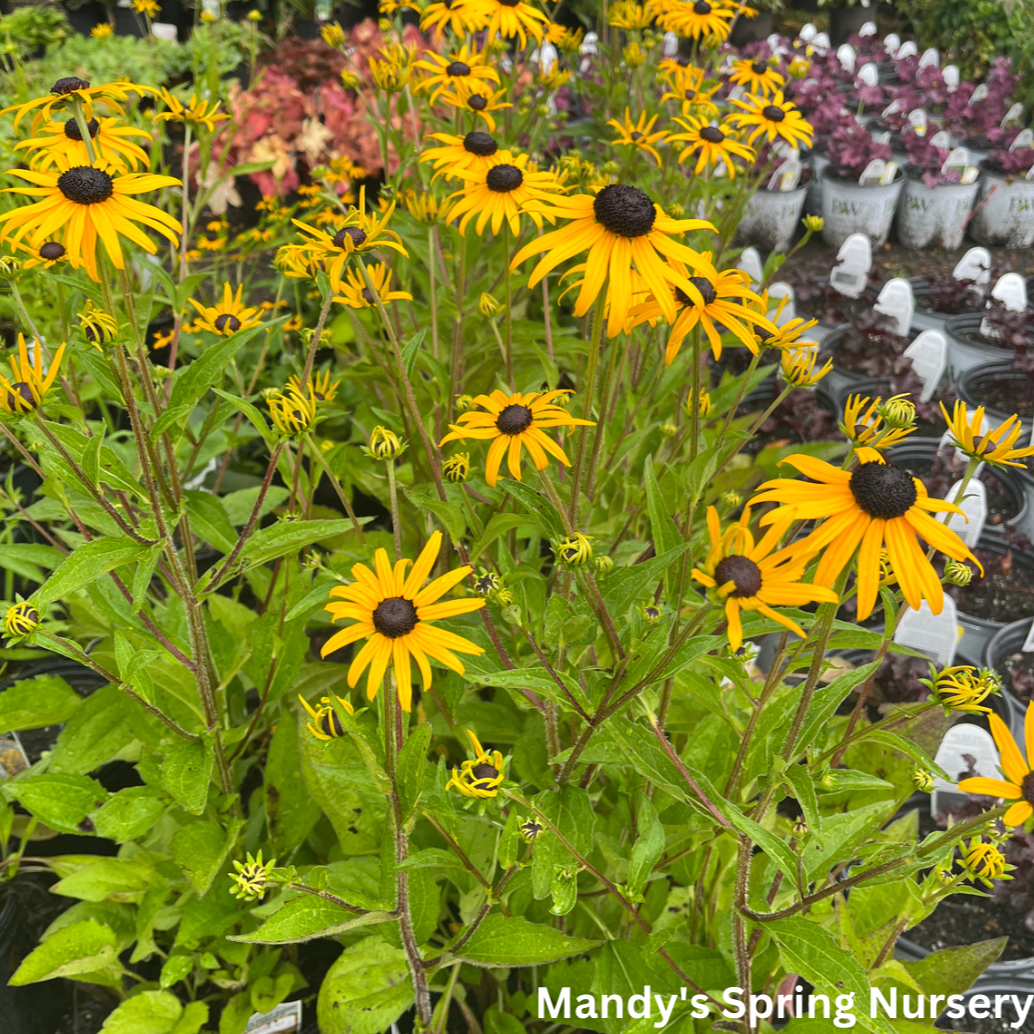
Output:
top-left (668, 115), bottom-right (754, 177)
top-left (1, 77), bottom-right (151, 133)
top-left (650, 0), bottom-right (735, 41)
top-left (958, 703), bottom-right (1034, 826)
top-left (368, 425), bottom-right (406, 460)
top-left (841, 394), bottom-right (916, 452)
top-left (660, 66), bottom-right (720, 119)
top-left (465, 0), bottom-right (549, 47)
top-left (780, 347), bottom-right (832, 388)
top-left (555, 533), bottom-right (593, 566)
top-left (961, 838), bottom-right (1008, 887)
top-left (879, 394), bottom-right (916, 430)
top-left (608, 109), bottom-right (669, 167)
top-left (479, 292), bottom-right (501, 317)
top-left (91, 23), bottom-right (113, 38)
top-left (4, 601), bottom-right (40, 638)
top-left (287, 370), bottom-right (340, 404)
top-left (930, 665), bottom-right (999, 714)
top-left (0, 334), bottom-right (66, 416)
top-left (230, 851), bottom-right (276, 902)
top-left (729, 91), bottom-right (814, 150)
top-left (415, 44), bottom-right (499, 103)
top-left (445, 730), bottom-right (506, 799)
top-left (610, 1), bottom-right (654, 29)
top-left (728, 56), bottom-right (785, 97)
top-left (443, 453), bottom-right (470, 483)
top-left (131, 0), bottom-right (160, 16)
top-left (78, 299), bottom-right (118, 349)
top-left (320, 22), bottom-right (346, 46)
top-left (440, 390), bottom-right (594, 488)
top-left (399, 187), bottom-right (453, 225)
top-left (941, 400), bottom-right (1034, 469)
top-left (321, 531), bottom-right (486, 712)
top-left (299, 694), bottom-right (354, 740)
top-left (268, 389), bottom-right (317, 435)
top-left (623, 42), bottom-right (645, 67)
top-left (152, 89), bottom-right (229, 133)
top-left (188, 282), bottom-right (262, 335)
top-left (691, 506), bottom-right (838, 652)
top-left (421, 0), bottom-right (489, 36)
top-left (685, 387), bottom-right (712, 417)
top-left (333, 262), bottom-right (412, 310)
top-left (420, 130), bottom-right (504, 183)
top-left (437, 84), bottom-right (512, 133)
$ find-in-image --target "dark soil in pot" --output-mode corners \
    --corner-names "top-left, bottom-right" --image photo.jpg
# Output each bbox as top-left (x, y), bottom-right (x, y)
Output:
top-left (908, 892), bottom-right (1034, 962)
top-left (958, 362), bottom-right (1034, 421)
top-left (945, 535), bottom-right (1034, 625)
top-left (986, 620), bottom-right (1034, 706)
top-left (910, 276), bottom-right (987, 317)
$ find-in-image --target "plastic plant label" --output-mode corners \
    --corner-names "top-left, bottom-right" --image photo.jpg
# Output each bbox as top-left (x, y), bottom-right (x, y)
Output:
top-left (932, 723), bottom-right (999, 818)
top-left (767, 283), bottom-right (796, 324)
top-left (992, 272), bottom-right (1027, 311)
top-left (244, 1002), bottom-right (303, 1034)
top-left (1010, 128), bottom-right (1034, 151)
top-left (919, 47), bottom-right (940, 68)
top-left (727, 85), bottom-right (746, 102)
top-left (859, 158), bottom-right (886, 186)
top-left (908, 108), bottom-right (928, 136)
top-left (535, 42), bottom-right (558, 74)
top-left (881, 99), bottom-right (902, 119)
top-left (837, 44), bottom-right (856, 73)
top-left (768, 34), bottom-right (788, 58)
top-left (962, 166), bottom-right (980, 184)
top-left (943, 64), bottom-right (960, 90)
top-left (903, 329), bottom-right (947, 403)
top-left (893, 596), bottom-right (958, 667)
top-left (883, 33), bottom-right (901, 56)
top-left (873, 131), bottom-right (892, 146)
top-left (151, 22), bottom-right (178, 41)
top-left (737, 246), bottom-right (764, 287)
top-left (829, 234), bottom-right (872, 298)
top-left (857, 63), bottom-right (879, 87)
top-left (799, 22), bottom-right (817, 41)
top-left (930, 130), bottom-right (951, 150)
top-left (941, 147), bottom-right (969, 177)
top-left (897, 40), bottom-right (918, 59)
top-left (662, 31), bottom-right (678, 57)
top-left (879, 161), bottom-right (899, 185)
top-left (811, 31), bottom-right (830, 52)
top-left (0, 734), bottom-right (29, 780)
top-left (1002, 102), bottom-right (1024, 127)
top-left (953, 247), bottom-right (991, 285)
top-left (945, 477), bottom-right (987, 547)
top-left (580, 31), bottom-right (598, 54)
top-left (874, 277), bottom-right (914, 336)
top-left (771, 140), bottom-right (800, 161)
top-left (860, 21), bottom-right (877, 35)
top-left (969, 83), bottom-right (989, 106)
top-left (1020, 617), bottom-right (1034, 653)
top-left (768, 159), bottom-right (801, 191)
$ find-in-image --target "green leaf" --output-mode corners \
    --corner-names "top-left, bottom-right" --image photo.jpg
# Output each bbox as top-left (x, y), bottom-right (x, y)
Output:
top-left (401, 328), bottom-right (427, 377)
top-left (211, 388), bottom-right (274, 448)
top-left (81, 431), bottom-right (103, 487)
top-left (317, 936), bottom-right (414, 1034)
top-left (265, 708), bottom-right (321, 854)
top-left (783, 764), bottom-right (823, 845)
top-left (0, 674), bottom-right (81, 733)
top-left (470, 513), bottom-right (530, 562)
top-left (725, 805), bottom-right (799, 882)
top-left (172, 818), bottom-right (243, 897)
top-left (221, 485), bottom-right (290, 526)
top-left (3, 772), bottom-right (107, 834)
top-left (92, 787), bottom-right (166, 842)
top-left (643, 455), bottom-right (681, 558)
top-left (232, 898), bottom-right (393, 944)
top-left (0, 543), bottom-right (64, 582)
top-left (171, 1001), bottom-right (208, 1034)
top-left (52, 857), bottom-right (159, 901)
top-left (424, 499), bottom-right (466, 541)
top-left (627, 795), bottom-right (665, 900)
top-left (450, 914), bottom-right (603, 967)
top-left (600, 544), bottom-right (691, 621)
top-left (49, 685), bottom-right (135, 775)
top-left (903, 938), bottom-right (1007, 997)
top-left (160, 737), bottom-right (214, 816)
top-left (396, 722), bottom-right (431, 821)
top-left (184, 491), bottom-right (237, 553)
top-left (234, 518), bottom-right (369, 569)
top-left (36, 538), bottom-right (157, 608)
top-left (100, 990), bottom-right (183, 1034)
top-left (762, 916), bottom-right (897, 1034)
top-left (9, 919), bottom-right (118, 985)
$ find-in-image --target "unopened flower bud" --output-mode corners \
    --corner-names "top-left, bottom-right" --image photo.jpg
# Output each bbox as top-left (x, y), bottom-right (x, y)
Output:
top-left (479, 292), bottom-right (501, 317)
top-left (473, 571), bottom-right (502, 596)
top-left (944, 558), bottom-right (973, 587)
top-left (803, 214), bottom-right (824, 232)
top-left (594, 554), bottom-right (614, 575)
top-left (443, 452), bottom-right (470, 483)
top-left (368, 425), bottom-right (406, 460)
top-left (721, 490), bottom-right (742, 508)
top-left (684, 388), bottom-right (711, 417)
top-left (555, 533), bottom-right (592, 566)
top-left (792, 818), bottom-right (809, 839)
top-left (878, 394), bottom-right (916, 430)
top-left (912, 768), bottom-right (934, 793)
top-left (660, 422), bottom-right (678, 438)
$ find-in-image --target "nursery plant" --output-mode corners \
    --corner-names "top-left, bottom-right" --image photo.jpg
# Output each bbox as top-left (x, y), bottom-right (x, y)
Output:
top-left (1, 3), bottom-right (1034, 1034)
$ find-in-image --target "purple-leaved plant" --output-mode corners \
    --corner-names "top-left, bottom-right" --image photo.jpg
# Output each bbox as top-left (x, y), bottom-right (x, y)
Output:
top-left (825, 121), bottom-right (891, 180)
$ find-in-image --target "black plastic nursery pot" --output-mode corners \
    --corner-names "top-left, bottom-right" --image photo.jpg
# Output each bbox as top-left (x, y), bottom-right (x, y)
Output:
top-left (61, 0), bottom-right (104, 35)
top-left (985, 618), bottom-right (1034, 719)
top-left (957, 361), bottom-right (1034, 437)
top-left (728, 7), bottom-right (774, 46)
top-left (947, 315), bottom-right (1021, 378)
top-left (829, 3), bottom-right (877, 46)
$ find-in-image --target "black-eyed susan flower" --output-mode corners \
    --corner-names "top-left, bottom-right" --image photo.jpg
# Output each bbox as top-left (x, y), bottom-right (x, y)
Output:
top-left (729, 91), bottom-right (814, 150)
top-left (287, 370), bottom-right (340, 404)
top-left (668, 116), bottom-right (754, 177)
top-left (321, 531), bottom-right (485, 711)
top-left (438, 85), bottom-right (512, 133)
top-left (445, 730), bottom-right (506, 799)
top-left (132, 0), bottom-right (160, 16)
top-left (752, 447), bottom-right (979, 622)
top-left (958, 704), bottom-right (1034, 826)
top-left (728, 56), bottom-right (785, 97)
top-left (320, 21), bottom-right (346, 46)
top-left (0, 158), bottom-right (180, 283)
top-left (448, 152), bottom-right (562, 237)
top-left (927, 665), bottom-right (999, 714)
top-left (627, 254), bottom-right (776, 362)
top-left (78, 300), bottom-right (118, 349)
top-left (152, 89), bottom-right (229, 134)
top-left (333, 262), bottom-right (412, 310)
top-left (607, 109), bottom-right (669, 167)
top-left (421, 0), bottom-right (488, 36)
top-left (879, 395), bottom-right (916, 431)
top-left (941, 400), bottom-right (1034, 469)
top-left (692, 506), bottom-right (838, 652)
top-left (19, 240), bottom-right (66, 271)
top-left (420, 131), bottom-right (503, 182)
top-left (14, 117), bottom-right (151, 172)
top-left (91, 23), bottom-right (113, 38)
top-left (367, 425), bottom-right (406, 460)
top-left (750, 298), bottom-right (818, 351)
top-left (440, 390), bottom-right (595, 488)
top-left (443, 453), bottom-right (470, 483)
top-left (841, 394), bottom-right (916, 452)
top-left (961, 838), bottom-right (1009, 886)
top-left (555, 533), bottom-right (593, 566)
top-left (299, 694), bottom-right (354, 740)
top-left (467, 0), bottom-right (549, 47)
top-left (268, 388), bottom-right (317, 435)
top-left (685, 386), bottom-right (712, 417)
top-left (1, 77), bottom-right (150, 132)
top-left (230, 851), bottom-right (277, 902)
top-left (415, 45), bottom-right (500, 103)
top-left (369, 44), bottom-right (416, 92)
top-left (473, 570), bottom-right (502, 596)
top-left (399, 187), bottom-right (453, 225)
top-left (609, 1), bottom-right (654, 29)
top-left (780, 346), bottom-right (832, 388)
top-left (3, 601), bottom-right (39, 638)
top-left (0, 334), bottom-right (66, 416)
top-left (651, 0), bottom-right (735, 41)
top-left (660, 66), bottom-right (721, 119)
top-left (188, 282), bottom-right (262, 336)
top-left (512, 184), bottom-right (716, 337)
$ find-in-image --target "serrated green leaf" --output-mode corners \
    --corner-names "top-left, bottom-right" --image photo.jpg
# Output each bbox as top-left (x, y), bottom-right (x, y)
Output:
top-left (161, 737), bottom-right (213, 815)
top-left (9, 919), bottom-right (118, 985)
top-left (317, 936), bottom-right (413, 1034)
top-left (36, 538), bottom-right (157, 608)
top-left (450, 914), bottom-right (602, 967)
top-left (0, 674), bottom-right (81, 734)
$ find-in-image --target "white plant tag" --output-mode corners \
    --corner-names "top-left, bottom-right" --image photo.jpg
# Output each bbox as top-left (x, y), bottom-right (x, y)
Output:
top-left (859, 158), bottom-right (886, 186)
top-left (908, 108), bottom-right (928, 136)
top-left (919, 47), bottom-right (940, 68)
top-left (1021, 617), bottom-right (1034, 653)
top-left (943, 64), bottom-right (960, 91)
top-left (1026, 164), bottom-right (1034, 181)
top-left (930, 130), bottom-right (951, 150)
top-left (769, 159), bottom-right (801, 192)
top-left (893, 596), bottom-right (958, 667)
top-left (941, 147), bottom-right (969, 177)
top-left (882, 99), bottom-right (902, 119)
top-left (767, 282), bottom-right (796, 324)
top-left (945, 478), bottom-right (987, 547)
top-left (244, 1001), bottom-right (303, 1034)
top-left (969, 83), bottom-right (989, 106)
top-left (953, 247), bottom-right (991, 285)
top-left (1002, 102), bottom-right (1024, 128)
top-left (873, 131), bottom-right (892, 146)
top-left (799, 22), bottom-right (817, 42)
top-left (963, 166), bottom-right (980, 183)
top-left (860, 21), bottom-right (877, 36)
top-left (830, 234), bottom-right (872, 298)
top-left (1010, 129), bottom-right (1034, 152)
top-left (879, 161), bottom-right (898, 185)
top-left (580, 31), bottom-right (598, 55)
top-left (883, 33), bottom-right (901, 57)
top-left (897, 41), bottom-right (918, 59)
top-left (662, 31), bottom-right (678, 57)
top-left (992, 272), bottom-right (1028, 311)
top-left (811, 31), bottom-right (830, 53)
top-left (903, 329), bottom-right (947, 402)
top-left (875, 278), bottom-right (915, 335)
top-left (536, 42), bottom-right (558, 74)
top-left (728, 85), bottom-right (746, 102)
top-left (857, 62), bottom-right (879, 87)
top-left (837, 44), bottom-right (857, 73)
top-left (737, 246), bottom-right (764, 288)
top-left (932, 723), bottom-right (999, 818)
top-left (151, 21), bottom-right (178, 41)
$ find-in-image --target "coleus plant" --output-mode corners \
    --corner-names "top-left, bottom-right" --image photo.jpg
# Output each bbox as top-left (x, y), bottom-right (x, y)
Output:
top-left (824, 119), bottom-right (891, 179)
top-left (901, 128), bottom-right (959, 188)
top-left (986, 142), bottom-right (1034, 177)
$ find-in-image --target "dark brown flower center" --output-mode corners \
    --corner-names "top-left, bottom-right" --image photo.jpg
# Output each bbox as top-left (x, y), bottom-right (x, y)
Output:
top-left (1023, 771), bottom-right (1034, 805)
top-left (496, 404), bottom-right (533, 435)
top-left (676, 277), bottom-right (718, 307)
top-left (7, 383), bottom-right (37, 411)
top-left (316, 709), bottom-right (344, 737)
top-left (486, 164), bottom-right (523, 192)
top-left (498, 0), bottom-right (520, 6)
top-left (20, 606), bottom-right (39, 625)
top-left (51, 76), bottom-right (90, 95)
top-left (693, 0), bottom-right (712, 13)
top-left (593, 183), bottom-right (656, 238)
top-left (630, 131), bottom-right (643, 140)
top-left (469, 95), bottom-right (488, 111)
top-left (849, 462), bottom-right (917, 519)
top-left (39, 241), bottom-right (65, 260)
top-left (446, 61), bottom-right (472, 77)
top-left (214, 313), bottom-right (241, 333)
top-left (372, 596), bottom-right (418, 638)
top-left (700, 125), bottom-right (725, 143)
top-left (463, 131), bottom-right (498, 156)
top-left (333, 226), bottom-right (367, 250)
top-left (471, 762), bottom-right (499, 780)
top-left (763, 105), bottom-right (787, 122)
top-left (63, 117), bottom-right (99, 141)
top-left (361, 288), bottom-right (375, 305)
top-left (57, 166), bottom-right (113, 205)
top-left (714, 555), bottom-right (762, 597)
top-left (752, 60), bottom-right (768, 75)
top-left (753, 324), bottom-right (773, 342)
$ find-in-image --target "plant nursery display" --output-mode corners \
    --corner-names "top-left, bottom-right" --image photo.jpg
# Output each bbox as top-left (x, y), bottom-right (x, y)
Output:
top-left (5, 2), bottom-right (1034, 1034)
